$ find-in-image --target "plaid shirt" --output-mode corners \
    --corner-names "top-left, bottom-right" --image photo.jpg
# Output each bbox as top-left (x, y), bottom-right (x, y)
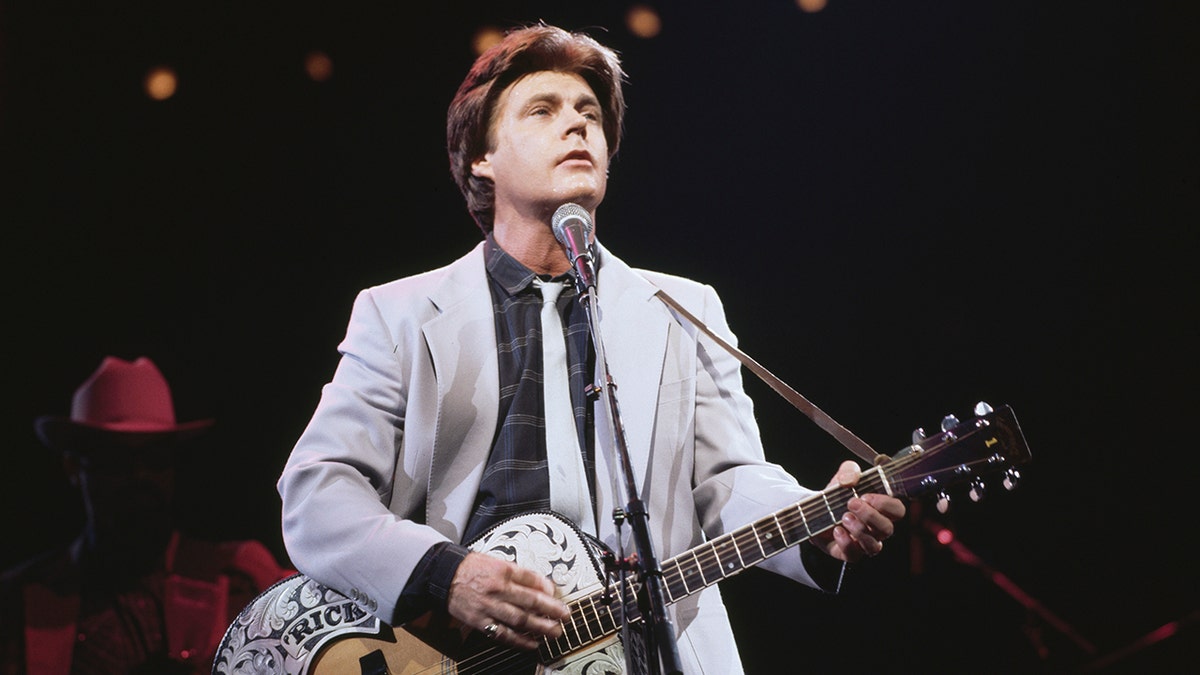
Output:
top-left (463, 235), bottom-right (597, 543)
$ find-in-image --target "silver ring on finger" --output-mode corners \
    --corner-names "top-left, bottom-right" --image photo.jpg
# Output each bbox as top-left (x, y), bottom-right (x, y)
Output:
top-left (483, 622), bottom-right (500, 639)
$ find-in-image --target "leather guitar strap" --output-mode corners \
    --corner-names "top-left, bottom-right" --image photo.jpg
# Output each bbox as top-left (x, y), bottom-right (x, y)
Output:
top-left (653, 289), bottom-right (886, 466)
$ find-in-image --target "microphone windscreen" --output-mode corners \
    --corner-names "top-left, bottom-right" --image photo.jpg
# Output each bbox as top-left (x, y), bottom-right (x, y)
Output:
top-left (552, 203), bottom-right (592, 244)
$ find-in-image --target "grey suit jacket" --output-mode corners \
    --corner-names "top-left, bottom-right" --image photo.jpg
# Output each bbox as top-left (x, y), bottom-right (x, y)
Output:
top-left (278, 241), bottom-right (829, 673)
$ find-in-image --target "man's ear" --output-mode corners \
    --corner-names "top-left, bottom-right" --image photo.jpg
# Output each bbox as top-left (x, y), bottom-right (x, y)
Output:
top-left (471, 156), bottom-right (494, 181)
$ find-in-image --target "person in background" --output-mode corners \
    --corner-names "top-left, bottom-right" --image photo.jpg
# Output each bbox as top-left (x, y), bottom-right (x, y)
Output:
top-left (0, 356), bottom-right (293, 675)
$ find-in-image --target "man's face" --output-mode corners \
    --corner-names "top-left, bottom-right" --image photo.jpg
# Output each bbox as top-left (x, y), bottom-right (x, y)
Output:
top-left (70, 447), bottom-right (177, 550)
top-left (472, 70), bottom-right (609, 218)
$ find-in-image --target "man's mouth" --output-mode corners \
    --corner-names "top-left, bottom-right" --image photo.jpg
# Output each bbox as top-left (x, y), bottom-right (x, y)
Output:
top-left (559, 150), bottom-right (593, 165)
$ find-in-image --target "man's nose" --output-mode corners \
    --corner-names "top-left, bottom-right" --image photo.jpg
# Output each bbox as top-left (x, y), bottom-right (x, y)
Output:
top-left (564, 109), bottom-right (589, 138)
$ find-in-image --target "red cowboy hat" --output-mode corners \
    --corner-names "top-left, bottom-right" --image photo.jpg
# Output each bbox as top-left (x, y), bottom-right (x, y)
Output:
top-left (34, 356), bottom-right (215, 451)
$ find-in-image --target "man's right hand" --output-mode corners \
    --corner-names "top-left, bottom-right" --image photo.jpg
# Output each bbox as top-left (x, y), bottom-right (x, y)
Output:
top-left (447, 551), bottom-right (570, 650)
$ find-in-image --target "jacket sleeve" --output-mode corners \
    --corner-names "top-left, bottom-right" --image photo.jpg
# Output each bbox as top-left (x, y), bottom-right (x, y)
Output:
top-left (685, 282), bottom-right (841, 592)
top-left (277, 285), bottom-right (450, 622)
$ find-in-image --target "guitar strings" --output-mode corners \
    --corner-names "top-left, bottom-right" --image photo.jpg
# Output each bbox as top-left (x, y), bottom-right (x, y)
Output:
top-left (415, 643), bottom-right (530, 674)
top-left (404, 590), bottom-right (630, 673)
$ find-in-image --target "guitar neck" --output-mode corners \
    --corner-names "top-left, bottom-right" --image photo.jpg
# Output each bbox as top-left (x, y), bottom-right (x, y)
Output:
top-left (540, 404), bottom-right (1028, 663)
top-left (540, 466), bottom-right (896, 662)
top-left (668, 468), bottom-right (894, 597)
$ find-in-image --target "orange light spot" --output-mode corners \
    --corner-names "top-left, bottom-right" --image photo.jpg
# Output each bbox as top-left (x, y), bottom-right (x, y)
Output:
top-left (305, 51), bottom-right (334, 82)
top-left (627, 5), bottom-right (663, 39)
top-left (473, 27), bottom-right (505, 56)
top-left (144, 66), bottom-right (178, 101)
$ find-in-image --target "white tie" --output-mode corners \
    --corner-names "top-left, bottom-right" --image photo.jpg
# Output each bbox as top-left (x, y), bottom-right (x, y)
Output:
top-left (535, 278), bottom-right (595, 534)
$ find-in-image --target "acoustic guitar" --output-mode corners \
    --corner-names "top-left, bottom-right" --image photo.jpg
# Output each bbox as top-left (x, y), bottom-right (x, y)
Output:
top-left (213, 402), bottom-right (1030, 674)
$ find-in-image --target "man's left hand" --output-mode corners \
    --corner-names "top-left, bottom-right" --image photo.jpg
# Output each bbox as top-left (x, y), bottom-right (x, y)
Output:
top-left (811, 460), bottom-right (907, 563)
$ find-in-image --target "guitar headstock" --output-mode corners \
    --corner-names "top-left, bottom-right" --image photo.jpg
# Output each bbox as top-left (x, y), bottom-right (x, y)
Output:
top-left (884, 402), bottom-right (1031, 512)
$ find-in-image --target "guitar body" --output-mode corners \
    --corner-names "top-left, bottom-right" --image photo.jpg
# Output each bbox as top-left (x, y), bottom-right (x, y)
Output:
top-left (212, 512), bottom-right (631, 675)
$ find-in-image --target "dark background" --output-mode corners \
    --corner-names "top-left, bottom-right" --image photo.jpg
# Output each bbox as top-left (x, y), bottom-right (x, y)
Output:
top-left (2, 1), bottom-right (1196, 672)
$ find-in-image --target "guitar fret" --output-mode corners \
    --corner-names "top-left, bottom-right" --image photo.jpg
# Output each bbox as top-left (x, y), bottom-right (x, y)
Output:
top-left (588, 594), bottom-right (608, 637)
top-left (674, 556), bottom-right (692, 596)
top-left (565, 604), bottom-right (586, 653)
top-left (549, 603), bottom-right (578, 658)
top-left (607, 594), bottom-right (623, 633)
top-left (605, 597), bottom-right (621, 636)
top-left (772, 512), bottom-right (794, 548)
top-left (729, 528), bottom-right (748, 564)
top-left (593, 597), bottom-right (612, 640)
top-left (697, 541), bottom-right (724, 582)
top-left (563, 606), bottom-right (582, 649)
top-left (690, 548), bottom-right (708, 586)
top-left (731, 528), bottom-right (753, 569)
top-left (542, 637), bottom-right (559, 661)
top-left (580, 597), bottom-right (602, 642)
top-left (710, 538), bottom-right (735, 578)
top-left (615, 577), bottom-right (638, 628)
top-left (870, 467), bottom-right (894, 497)
top-left (802, 489), bottom-right (839, 534)
top-left (759, 514), bottom-right (789, 557)
top-left (664, 558), bottom-right (685, 601)
top-left (797, 502), bottom-right (811, 540)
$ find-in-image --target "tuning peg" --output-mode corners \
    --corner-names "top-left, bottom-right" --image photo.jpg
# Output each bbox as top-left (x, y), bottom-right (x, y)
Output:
top-left (974, 401), bottom-right (994, 416)
top-left (940, 414), bottom-right (960, 432)
top-left (936, 491), bottom-right (951, 514)
top-left (912, 427), bottom-right (927, 444)
top-left (1002, 467), bottom-right (1021, 491)
top-left (968, 478), bottom-right (987, 502)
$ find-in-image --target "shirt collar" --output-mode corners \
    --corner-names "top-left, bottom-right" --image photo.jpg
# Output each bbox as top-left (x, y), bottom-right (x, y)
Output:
top-left (484, 235), bottom-right (538, 295)
top-left (484, 234), bottom-right (601, 295)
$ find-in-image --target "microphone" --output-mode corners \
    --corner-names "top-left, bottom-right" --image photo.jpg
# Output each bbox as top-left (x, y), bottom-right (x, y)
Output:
top-left (552, 203), bottom-right (596, 291)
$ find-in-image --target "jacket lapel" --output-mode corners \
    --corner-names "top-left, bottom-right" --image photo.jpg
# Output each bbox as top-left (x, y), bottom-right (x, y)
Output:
top-left (423, 243), bottom-right (500, 542)
top-left (593, 244), bottom-right (672, 513)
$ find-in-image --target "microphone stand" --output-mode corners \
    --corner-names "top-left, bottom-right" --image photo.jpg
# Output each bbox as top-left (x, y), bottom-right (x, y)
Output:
top-left (571, 264), bottom-right (683, 675)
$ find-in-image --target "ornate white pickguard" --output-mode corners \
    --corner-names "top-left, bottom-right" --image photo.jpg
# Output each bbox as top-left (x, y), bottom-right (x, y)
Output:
top-left (467, 511), bottom-right (631, 674)
top-left (212, 573), bottom-right (384, 675)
